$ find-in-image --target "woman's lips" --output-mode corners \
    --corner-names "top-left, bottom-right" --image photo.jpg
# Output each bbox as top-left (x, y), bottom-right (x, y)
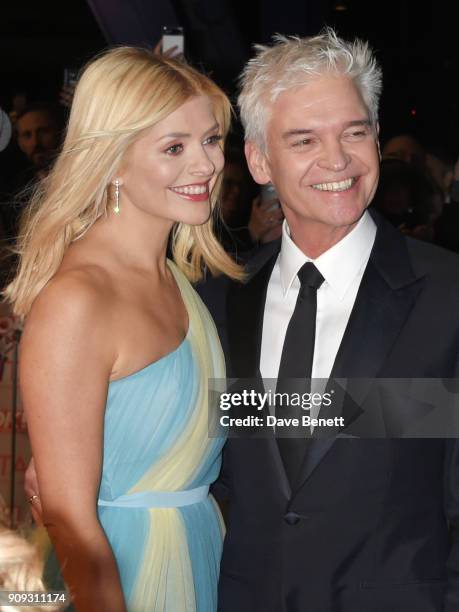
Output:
top-left (169, 183), bottom-right (210, 202)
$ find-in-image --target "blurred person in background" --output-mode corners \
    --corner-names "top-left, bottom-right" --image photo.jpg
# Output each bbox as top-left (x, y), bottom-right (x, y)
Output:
top-left (382, 133), bottom-right (459, 251)
top-left (0, 103), bottom-right (63, 242)
top-left (382, 132), bottom-right (426, 167)
top-left (15, 104), bottom-right (61, 181)
top-left (215, 145), bottom-right (284, 254)
top-left (216, 146), bottom-right (255, 252)
top-left (217, 146), bottom-right (284, 253)
top-left (247, 183), bottom-right (284, 245)
top-left (371, 158), bottom-right (443, 242)
top-left (0, 523), bottom-right (65, 612)
top-left (435, 159), bottom-right (459, 253)
top-left (425, 147), bottom-right (455, 205)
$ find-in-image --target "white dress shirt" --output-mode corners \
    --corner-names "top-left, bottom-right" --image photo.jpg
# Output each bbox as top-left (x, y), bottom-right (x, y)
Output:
top-left (260, 212), bottom-right (377, 403)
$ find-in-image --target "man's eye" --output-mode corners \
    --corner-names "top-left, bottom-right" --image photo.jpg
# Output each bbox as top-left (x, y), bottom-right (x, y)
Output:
top-left (204, 134), bottom-right (223, 146)
top-left (293, 138), bottom-right (313, 147)
top-left (165, 143), bottom-right (183, 155)
top-left (345, 130), bottom-right (367, 139)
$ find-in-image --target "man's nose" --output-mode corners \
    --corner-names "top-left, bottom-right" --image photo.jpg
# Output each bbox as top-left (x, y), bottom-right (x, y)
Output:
top-left (28, 131), bottom-right (44, 152)
top-left (35, 131), bottom-right (46, 148)
top-left (29, 132), bottom-right (39, 148)
top-left (317, 140), bottom-right (351, 172)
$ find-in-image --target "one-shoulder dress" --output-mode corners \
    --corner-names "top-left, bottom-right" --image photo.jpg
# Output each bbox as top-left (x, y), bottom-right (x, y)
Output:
top-left (96, 260), bottom-right (226, 611)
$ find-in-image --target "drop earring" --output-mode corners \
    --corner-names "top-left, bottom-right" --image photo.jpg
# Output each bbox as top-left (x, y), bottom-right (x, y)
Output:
top-left (113, 179), bottom-right (120, 214)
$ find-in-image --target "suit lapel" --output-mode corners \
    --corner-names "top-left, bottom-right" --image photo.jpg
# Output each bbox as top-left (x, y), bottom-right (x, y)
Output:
top-left (291, 217), bottom-right (427, 495)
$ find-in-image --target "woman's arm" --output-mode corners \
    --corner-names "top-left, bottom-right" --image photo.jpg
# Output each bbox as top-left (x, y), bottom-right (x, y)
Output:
top-left (20, 272), bottom-right (126, 612)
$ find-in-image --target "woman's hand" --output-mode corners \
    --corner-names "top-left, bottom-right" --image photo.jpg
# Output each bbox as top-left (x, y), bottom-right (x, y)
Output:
top-left (24, 458), bottom-right (43, 525)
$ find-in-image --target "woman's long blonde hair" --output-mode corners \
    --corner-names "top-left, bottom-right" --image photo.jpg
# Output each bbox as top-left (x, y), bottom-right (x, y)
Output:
top-left (4, 47), bottom-right (243, 318)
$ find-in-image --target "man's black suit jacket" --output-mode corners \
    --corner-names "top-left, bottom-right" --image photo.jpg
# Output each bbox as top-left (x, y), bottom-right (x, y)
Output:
top-left (201, 213), bottom-right (459, 612)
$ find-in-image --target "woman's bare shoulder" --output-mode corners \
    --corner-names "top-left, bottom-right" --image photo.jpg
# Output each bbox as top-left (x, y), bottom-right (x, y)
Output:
top-left (37, 264), bottom-right (111, 312)
top-left (21, 263), bottom-right (118, 380)
top-left (24, 262), bottom-right (117, 346)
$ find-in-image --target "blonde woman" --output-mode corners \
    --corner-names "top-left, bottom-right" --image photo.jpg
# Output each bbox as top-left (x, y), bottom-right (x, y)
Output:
top-left (4, 47), bottom-right (242, 611)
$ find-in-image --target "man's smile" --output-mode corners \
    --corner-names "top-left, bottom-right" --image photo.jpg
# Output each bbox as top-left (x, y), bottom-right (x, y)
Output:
top-left (310, 177), bottom-right (357, 192)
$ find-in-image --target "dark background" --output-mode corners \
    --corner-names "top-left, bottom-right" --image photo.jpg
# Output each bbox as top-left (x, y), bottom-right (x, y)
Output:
top-left (1, 0), bottom-right (457, 155)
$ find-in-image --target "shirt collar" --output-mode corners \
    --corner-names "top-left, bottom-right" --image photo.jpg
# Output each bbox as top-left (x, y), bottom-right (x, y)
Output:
top-left (279, 211), bottom-right (376, 300)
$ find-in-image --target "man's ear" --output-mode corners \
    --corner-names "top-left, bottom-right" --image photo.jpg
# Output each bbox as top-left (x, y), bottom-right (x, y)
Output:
top-left (244, 141), bottom-right (271, 185)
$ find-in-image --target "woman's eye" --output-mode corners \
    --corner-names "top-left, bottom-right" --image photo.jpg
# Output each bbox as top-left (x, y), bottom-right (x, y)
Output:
top-left (165, 143), bottom-right (183, 155)
top-left (204, 134), bottom-right (223, 146)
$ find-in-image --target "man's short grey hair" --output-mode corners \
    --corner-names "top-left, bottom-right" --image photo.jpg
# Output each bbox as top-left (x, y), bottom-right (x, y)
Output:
top-left (238, 27), bottom-right (382, 149)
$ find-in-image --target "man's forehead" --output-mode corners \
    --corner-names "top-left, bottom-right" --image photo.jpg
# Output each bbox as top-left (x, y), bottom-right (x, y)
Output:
top-left (275, 76), bottom-right (363, 107)
top-left (265, 78), bottom-right (368, 130)
top-left (17, 111), bottom-right (56, 129)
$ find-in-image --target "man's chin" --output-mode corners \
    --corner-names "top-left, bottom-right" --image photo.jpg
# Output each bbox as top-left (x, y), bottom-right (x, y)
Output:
top-left (32, 153), bottom-right (51, 169)
top-left (322, 202), bottom-right (368, 229)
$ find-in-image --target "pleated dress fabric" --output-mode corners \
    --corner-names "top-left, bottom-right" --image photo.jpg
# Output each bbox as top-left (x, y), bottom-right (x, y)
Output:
top-left (97, 260), bottom-right (226, 611)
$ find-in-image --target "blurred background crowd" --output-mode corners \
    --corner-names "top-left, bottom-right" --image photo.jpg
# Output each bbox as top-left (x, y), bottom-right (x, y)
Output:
top-left (1, 0), bottom-right (459, 288)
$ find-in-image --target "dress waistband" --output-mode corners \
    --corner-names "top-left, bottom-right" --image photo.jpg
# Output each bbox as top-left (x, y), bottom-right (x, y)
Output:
top-left (98, 485), bottom-right (209, 509)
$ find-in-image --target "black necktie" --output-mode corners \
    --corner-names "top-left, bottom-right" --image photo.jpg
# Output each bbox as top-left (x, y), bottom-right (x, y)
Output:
top-left (276, 262), bottom-right (325, 486)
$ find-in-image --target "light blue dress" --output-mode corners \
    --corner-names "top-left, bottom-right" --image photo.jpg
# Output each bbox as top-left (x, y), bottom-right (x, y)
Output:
top-left (96, 261), bottom-right (226, 611)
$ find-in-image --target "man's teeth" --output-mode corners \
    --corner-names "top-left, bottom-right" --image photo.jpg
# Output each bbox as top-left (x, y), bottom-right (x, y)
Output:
top-left (172, 185), bottom-right (208, 195)
top-left (312, 178), bottom-right (355, 192)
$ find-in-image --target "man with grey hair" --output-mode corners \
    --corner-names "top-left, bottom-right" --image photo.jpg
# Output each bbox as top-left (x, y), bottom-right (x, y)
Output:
top-left (213, 28), bottom-right (459, 611)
